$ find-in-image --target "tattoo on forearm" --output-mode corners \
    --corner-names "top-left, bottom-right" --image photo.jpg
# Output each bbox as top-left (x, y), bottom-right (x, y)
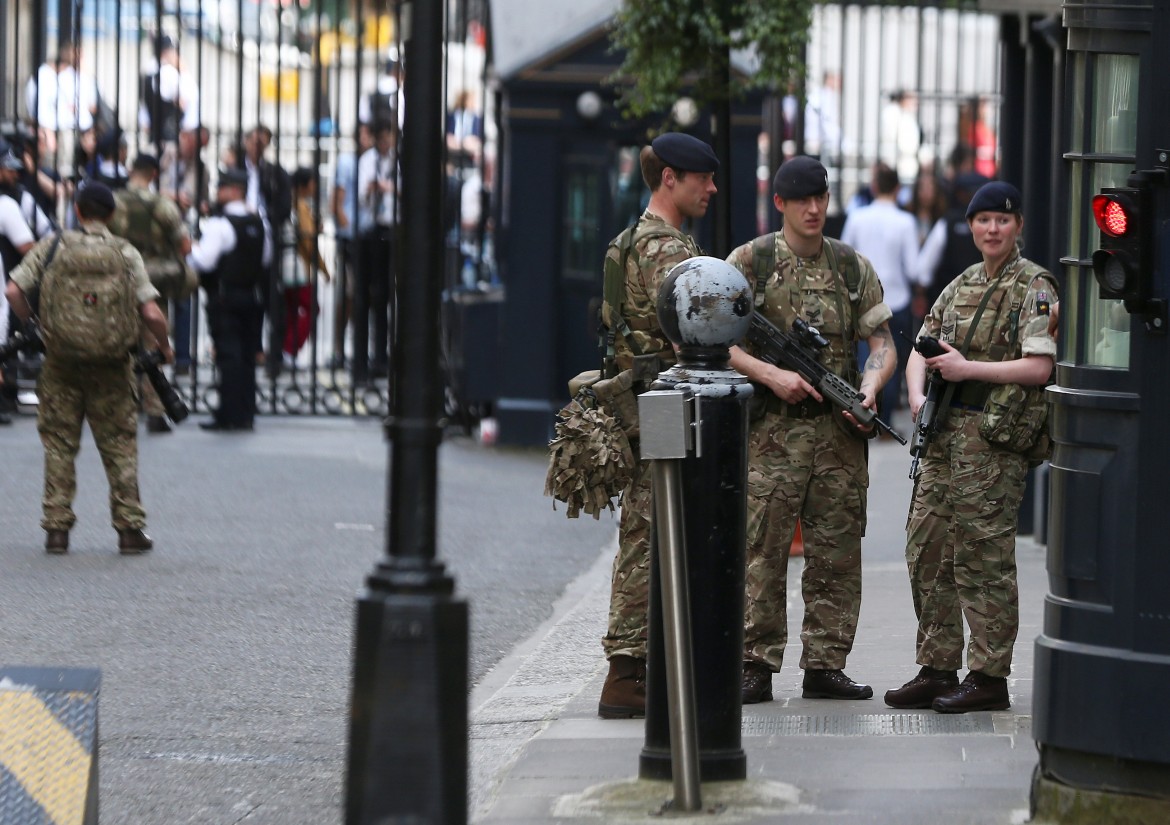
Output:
top-left (863, 328), bottom-right (895, 374)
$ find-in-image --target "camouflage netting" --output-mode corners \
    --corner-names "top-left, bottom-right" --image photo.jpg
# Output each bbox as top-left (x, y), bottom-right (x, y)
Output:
top-left (544, 394), bottom-right (636, 520)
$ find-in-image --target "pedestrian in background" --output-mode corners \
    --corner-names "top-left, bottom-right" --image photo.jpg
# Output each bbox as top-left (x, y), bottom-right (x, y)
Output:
top-left (284, 167), bottom-right (330, 366)
top-left (189, 169), bottom-right (269, 432)
top-left (886, 181), bottom-right (1057, 713)
top-left (727, 155), bottom-right (895, 705)
top-left (597, 133), bottom-right (717, 719)
top-left (4, 181), bottom-right (171, 554)
top-left (842, 161), bottom-right (926, 418)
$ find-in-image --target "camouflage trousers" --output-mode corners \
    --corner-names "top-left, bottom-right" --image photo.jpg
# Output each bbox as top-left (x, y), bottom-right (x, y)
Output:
top-left (36, 356), bottom-right (146, 532)
top-left (904, 408), bottom-right (1026, 678)
top-left (745, 411), bottom-right (868, 672)
top-left (602, 455), bottom-right (652, 660)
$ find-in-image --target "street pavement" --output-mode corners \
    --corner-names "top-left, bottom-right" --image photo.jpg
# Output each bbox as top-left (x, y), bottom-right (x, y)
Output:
top-left (471, 408), bottom-right (1049, 824)
top-left (0, 405), bottom-right (1051, 823)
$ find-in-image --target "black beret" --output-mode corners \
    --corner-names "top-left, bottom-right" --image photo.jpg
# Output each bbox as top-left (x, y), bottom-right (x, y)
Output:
top-left (217, 168), bottom-right (249, 189)
top-left (76, 180), bottom-right (117, 212)
top-left (651, 133), bottom-right (719, 173)
top-left (132, 153), bottom-right (160, 172)
top-left (773, 155), bottom-right (829, 199)
top-left (965, 181), bottom-right (1023, 219)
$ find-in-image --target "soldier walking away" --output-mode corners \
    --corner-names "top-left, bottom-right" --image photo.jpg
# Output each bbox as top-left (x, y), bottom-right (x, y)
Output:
top-left (189, 168), bottom-right (269, 431)
top-left (109, 153), bottom-right (193, 433)
top-left (726, 155), bottom-right (896, 703)
top-left (3, 181), bottom-right (172, 555)
top-left (885, 181), bottom-right (1057, 713)
top-left (597, 133), bottom-right (717, 719)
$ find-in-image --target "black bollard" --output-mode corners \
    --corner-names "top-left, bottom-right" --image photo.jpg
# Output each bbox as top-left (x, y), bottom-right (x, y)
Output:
top-left (344, 0), bottom-right (468, 822)
top-left (639, 256), bottom-right (753, 783)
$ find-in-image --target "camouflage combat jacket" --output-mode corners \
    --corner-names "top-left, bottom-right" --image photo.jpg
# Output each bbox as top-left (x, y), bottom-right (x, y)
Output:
top-left (727, 231), bottom-right (891, 383)
top-left (611, 211), bottom-right (700, 373)
top-left (921, 250), bottom-right (1057, 367)
top-left (109, 186), bottom-right (188, 280)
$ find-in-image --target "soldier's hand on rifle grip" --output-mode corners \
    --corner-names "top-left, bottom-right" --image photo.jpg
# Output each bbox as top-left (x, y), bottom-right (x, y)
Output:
top-left (923, 339), bottom-right (970, 382)
top-left (762, 362), bottom-right (822, 405)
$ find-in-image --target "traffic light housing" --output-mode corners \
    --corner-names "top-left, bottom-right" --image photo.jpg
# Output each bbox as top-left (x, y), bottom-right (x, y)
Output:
top-left (1091, 185), bottom-right (1151, 306)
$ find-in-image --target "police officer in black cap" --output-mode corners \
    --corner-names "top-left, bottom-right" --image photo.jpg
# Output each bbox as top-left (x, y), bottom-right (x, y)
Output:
top-left (597, 131), bottom-right (718, 719)
top-left (188, 168), bottom-right (270, 431)
top-left (887, 179), bottom-right (1058, 714)
top-left (726, 155), bottom-right (896, 705)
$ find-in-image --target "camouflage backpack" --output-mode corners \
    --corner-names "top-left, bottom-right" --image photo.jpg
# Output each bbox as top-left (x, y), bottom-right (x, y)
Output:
top-left (39, 232), bottom-right (140, 364)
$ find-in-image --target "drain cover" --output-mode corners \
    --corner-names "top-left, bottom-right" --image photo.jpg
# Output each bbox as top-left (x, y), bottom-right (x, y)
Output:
top-left (742, 713), bottom-right (994, 736)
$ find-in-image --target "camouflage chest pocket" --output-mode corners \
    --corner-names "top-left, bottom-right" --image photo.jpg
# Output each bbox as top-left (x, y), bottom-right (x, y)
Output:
top-left (946, 290), bottom-right (999, 353)
top-left (797, 278), bottom-right (848, 339)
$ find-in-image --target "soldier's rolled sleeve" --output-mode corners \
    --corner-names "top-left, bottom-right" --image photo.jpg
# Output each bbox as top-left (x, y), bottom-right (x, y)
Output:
top-left (122, 243), bottom-right (161, 304)
top-left (8, 234), bottom-right (56, 294)
top-left (855, 257), bottom-right (893, 339)
top-left (1020, 276), bottom-right (1059, 358)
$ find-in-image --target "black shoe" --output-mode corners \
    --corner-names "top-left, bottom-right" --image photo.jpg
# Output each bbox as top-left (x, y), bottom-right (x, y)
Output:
top-left (742, 661), bottom-right (774, 704)
top-left (0, 411), bottom-right (11, 426)
top-left (45, 529), bottom-right (70, 554)
top-left (200, 420), bottom-right (254, 432)
top-left (146, 415), bottom-right (172, 434)
top-left (802, 669), bottom-right (873, 700)
top-left (884, 666), bottom-right (960, 709)
top-left (932, 671), bottom-right (1010, 714)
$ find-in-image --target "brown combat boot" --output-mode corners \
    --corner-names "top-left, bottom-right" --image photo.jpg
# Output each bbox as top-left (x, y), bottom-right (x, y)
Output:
top-left (118, 528), bottom-right (154, 555)
top-left (884, 666), bottom-right (960, 709)
top-left (742, 661), bottom-right (773, 704)
top-left (932, 670), bottom-right (1010, 713)
top-left (45, 529), bottom-right (70, 554)
top-left (598, 655), bottom-right (646, 719)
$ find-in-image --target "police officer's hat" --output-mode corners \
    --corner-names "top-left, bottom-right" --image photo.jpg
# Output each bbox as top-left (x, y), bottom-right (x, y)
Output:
top-left (965, 181), bottom-right (1023, 219)
top-left (217, 168), bottom-right (249, 190)
top-left (773, 155), bottom-right (829, 200)
top-left (75, 180), bottom-right (117, 213)
top-left (651, 133), bottom-right (719, 173)
top-left (0, 148), bottom-right (22, 171)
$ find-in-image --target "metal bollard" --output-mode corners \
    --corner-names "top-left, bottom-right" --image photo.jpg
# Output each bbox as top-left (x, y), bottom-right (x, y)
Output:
top-left (639, 388), bottom-right (703, 811)
top-left (638, 256), bottom-right (754, 786)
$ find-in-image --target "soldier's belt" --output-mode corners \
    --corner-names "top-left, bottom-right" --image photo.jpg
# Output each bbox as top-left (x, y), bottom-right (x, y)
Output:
top-left (953, 381), bottom-right (991, 409)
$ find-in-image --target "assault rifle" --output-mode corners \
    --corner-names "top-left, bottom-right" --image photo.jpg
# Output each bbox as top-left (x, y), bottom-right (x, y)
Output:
top-left (745, 313), bottom-right (905, 444)
top-left (0, 323), bottom-right (45, 361)
top-left (908, 334), bottom-right (947, 479)
top-left (135, 349), bottom-right (189, 424)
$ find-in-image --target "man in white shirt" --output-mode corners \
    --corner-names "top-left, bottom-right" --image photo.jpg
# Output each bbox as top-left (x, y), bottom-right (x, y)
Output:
top-left (841, 162), bottom-right (925, 417)
top-left (354, 119), bottom-right (399, 381)
top-left (25, 41), bottom-right (100, 176)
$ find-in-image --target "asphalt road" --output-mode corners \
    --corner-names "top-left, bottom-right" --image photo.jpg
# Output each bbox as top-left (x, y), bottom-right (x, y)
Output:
top-left (0, 412), bottom-right (615, 823)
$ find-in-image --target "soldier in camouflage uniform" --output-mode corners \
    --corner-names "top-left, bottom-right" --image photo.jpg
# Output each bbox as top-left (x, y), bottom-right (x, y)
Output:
top-left (4, 181), bottom-right (173, 555)
top-left (598, 133), bottom-right (717, 719)
top-left (885, 181), bottom-right (1057, 713)
top-left (727, 155), bottom-right (896, 703)
top-left (109, 153), bottom-right (192, 434)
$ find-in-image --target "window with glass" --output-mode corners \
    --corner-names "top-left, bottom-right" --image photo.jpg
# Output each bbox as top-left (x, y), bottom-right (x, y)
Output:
top-left (1065, 51), bottom-right (1139, 368)
top-left (562, 166), bottom-right (602, 283)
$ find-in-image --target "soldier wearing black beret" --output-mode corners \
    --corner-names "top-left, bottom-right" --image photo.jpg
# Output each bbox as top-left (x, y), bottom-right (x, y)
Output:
top-left (597, 132), bottom-right (717, 719)
top-left (725, 155), bottom-right (896, 705)
top-left (889, 178), bottom-right (1058, 714)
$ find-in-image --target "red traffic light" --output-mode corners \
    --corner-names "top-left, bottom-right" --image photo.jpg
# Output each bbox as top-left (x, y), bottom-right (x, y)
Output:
top-left (1085, 190), bottom-right (1132, 235)
top-left (1092, 193), bottom-right (1134, 238)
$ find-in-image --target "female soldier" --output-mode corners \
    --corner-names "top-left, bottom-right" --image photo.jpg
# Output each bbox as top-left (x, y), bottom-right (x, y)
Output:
top-left (885, 181), bottom-right (1058, 713)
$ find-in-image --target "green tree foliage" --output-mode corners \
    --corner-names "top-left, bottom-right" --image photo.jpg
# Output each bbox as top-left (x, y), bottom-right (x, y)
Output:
top-left (607, 0), bottom-right (816, 119)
